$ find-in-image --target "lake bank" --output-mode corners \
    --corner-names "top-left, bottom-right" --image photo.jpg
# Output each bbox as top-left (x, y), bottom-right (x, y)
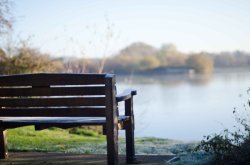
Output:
top-left (114, 66), bottom-right (250, 77)
top-left (7, 126), bottom-right (211, 164)
top-left (7, 126), bottom-right (197, 155)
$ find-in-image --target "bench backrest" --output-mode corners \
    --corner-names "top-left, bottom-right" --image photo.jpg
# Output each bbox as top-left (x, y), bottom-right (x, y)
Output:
top-left (0, 73), bottom-right (116, 118)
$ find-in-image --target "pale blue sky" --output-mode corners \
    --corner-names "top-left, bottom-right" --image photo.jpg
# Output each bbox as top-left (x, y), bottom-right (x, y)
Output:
top-left (9, 0), bottom-right (250, 57)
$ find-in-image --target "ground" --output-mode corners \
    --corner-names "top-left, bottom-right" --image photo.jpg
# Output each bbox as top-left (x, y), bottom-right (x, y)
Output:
top-left (0, 152), bottom-right (176, 165)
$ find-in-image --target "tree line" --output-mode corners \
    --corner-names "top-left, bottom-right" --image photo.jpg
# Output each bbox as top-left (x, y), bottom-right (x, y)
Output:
top-left (105, 42), bottom-right (250, 74)
top-left (1, 42), bottom-right (250, 75)
top-left (105, 42), bottom-right (214, 74)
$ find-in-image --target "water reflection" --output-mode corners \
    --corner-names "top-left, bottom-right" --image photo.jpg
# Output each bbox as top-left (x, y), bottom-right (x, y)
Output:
top-left (117, 73), bottom-right (212, 87)
top-left (117, 71), bottom-right (250, 141)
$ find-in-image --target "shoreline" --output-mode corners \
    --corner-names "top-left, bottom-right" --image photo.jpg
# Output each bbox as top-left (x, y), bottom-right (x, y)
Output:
top-left (115, 67), bottom-right (250, 77)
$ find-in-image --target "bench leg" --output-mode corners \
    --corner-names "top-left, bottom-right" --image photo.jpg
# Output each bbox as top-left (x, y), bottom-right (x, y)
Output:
top-left (125, 99), bottom-right (136, 164)
top-left (106, 124), bottom-right (118, 165)
top-left (125, 119), bottom-right (136, 164)
top-left (0, 129), bottom-right (8, 159)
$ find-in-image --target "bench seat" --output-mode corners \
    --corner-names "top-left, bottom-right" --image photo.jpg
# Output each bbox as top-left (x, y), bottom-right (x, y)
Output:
top-left (0, 116), bottom-right (130, 128)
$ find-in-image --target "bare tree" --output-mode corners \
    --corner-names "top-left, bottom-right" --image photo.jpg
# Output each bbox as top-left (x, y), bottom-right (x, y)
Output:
top-left (0, 0), bottom-right (13, 34)
top-left (97, 18), bottom-right (114, 74)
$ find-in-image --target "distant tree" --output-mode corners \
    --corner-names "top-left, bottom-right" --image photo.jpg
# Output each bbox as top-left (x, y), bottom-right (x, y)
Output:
top-left (214, 51), bottom-right (250, 68)
top-left (119, 42), bottom-right (157, 58)
top-left (110, 42), bottom-right (158, 73)
top-left (104, 55), bottom-right (139, 74)
top-left (186, 53), bottom-right (214, 74)
top-left (8, 47), bottom-right (63, 74)
top-left (158, 44), bottom-right (186, 66)
top-left (106, 42), bottom-right (189, 73)
top-left (0, 48), bottom-right (9, 74)
top-left (0, 0), bottom-right (13, 34)
top-left (139, 55), bottom-right (161, 70)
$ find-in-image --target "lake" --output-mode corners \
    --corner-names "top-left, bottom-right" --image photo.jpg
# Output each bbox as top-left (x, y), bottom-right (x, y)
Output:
top-left (116, 70), bottom-right (250, 141)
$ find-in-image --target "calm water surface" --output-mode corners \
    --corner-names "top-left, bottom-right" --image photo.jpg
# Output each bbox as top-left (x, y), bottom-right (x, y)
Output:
top-left (117, 70), bottom-right (250, 141)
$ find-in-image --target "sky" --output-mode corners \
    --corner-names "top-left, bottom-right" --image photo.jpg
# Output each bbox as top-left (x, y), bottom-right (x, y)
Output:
top-left (7, 0), bottom-right (250, 58)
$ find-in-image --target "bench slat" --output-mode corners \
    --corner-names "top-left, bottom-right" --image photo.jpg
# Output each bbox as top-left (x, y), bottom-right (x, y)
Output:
top-left (0, 118), bottom-right (107, 127)
top-left (0, 86), bottom-right (105, 96)
top-left (0, 97), bottom-right (105, 107)
top-left (0, 73), bottom-right (106, 86)
top-left (0, 107), bottom-right (105, 117)
top-left (0, 116), bottom-right (130, 129)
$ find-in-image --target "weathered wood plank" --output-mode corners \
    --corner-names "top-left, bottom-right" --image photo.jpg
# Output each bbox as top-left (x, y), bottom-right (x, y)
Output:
top-left (125, 98), bottom-right (136, 164)
top-left (0, 118), bottom-right (107, 124)
top-left (0, 107), bottom-right (106, 117)
top-left (105, 74), bottom-right (119, 165)
top-left (0, 129), bottom-right (8, 159)
top-left (0, 86), bottom-right (105, 96)
top-left (0, 97), bottom-right (105, 107)
top-left (0, 73), bottom-right (106, 86)
top-left (116, 89), bottom-right (137, 102)
top-left (0, 116), bottom-right (130, 130)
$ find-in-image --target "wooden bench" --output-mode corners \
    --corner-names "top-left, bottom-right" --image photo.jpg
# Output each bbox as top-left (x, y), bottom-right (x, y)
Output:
top-left (0, 73), bottom-right (137, 165)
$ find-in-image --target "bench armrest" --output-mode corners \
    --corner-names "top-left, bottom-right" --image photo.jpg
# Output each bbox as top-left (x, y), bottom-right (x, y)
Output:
top-left (116, 89), bottom-right (137, 102)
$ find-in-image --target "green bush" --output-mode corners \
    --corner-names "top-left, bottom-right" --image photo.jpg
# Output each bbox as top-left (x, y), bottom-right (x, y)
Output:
top-left (196, 89), bottom-right (250, 165)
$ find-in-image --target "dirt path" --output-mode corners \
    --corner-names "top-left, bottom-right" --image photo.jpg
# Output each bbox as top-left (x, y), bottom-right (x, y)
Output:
top-left (0, 152), bottom-right (176, 165)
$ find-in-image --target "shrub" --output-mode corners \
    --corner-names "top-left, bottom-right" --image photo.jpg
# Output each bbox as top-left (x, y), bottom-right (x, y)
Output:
top-left (196, 89), bottom-right (250, 165)
top-left (186, 53), bottom-right (213, 74)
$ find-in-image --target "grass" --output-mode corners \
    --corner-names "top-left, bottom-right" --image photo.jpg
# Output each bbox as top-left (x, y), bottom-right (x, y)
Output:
top-left (6, 126), bottom-right (212, 164)
top-left (164, 153), bottom-right (213, 165)
top-left (7, 126), bottom-right (106, 153)
top-left (7, 127), bottom-right (193, 155)
top-left (69, 127), bottom-right (100, 137)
